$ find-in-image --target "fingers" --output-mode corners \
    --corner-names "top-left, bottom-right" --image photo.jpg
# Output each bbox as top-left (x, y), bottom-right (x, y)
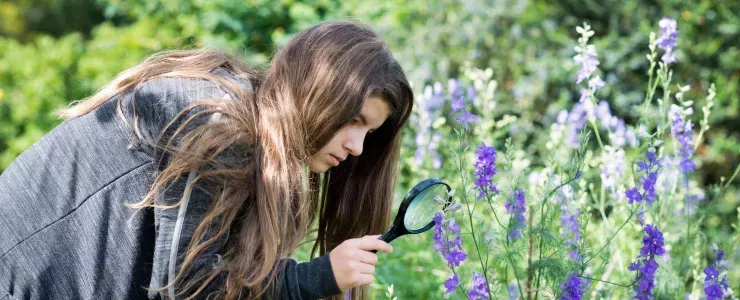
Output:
top-left (356, 274), bottom-right (374, 286)
top-left (353, 236), bottom-right (393, 253)
top-left (354, 262), bottom-right (376, 274)
top-left (355, 250), bottom-right (379, 265)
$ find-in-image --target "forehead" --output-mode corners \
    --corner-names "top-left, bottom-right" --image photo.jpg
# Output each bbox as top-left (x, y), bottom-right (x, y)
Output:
top-left (361, 96), bottom-right (391, 125)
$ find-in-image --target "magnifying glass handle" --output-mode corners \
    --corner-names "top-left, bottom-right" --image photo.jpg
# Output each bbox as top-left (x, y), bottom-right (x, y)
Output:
top-left (370, 228), bottom-right (400, 253)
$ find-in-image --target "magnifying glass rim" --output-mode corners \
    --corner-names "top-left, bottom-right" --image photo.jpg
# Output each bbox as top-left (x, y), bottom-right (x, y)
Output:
top-left (400, 178), bottom-right (451, 234)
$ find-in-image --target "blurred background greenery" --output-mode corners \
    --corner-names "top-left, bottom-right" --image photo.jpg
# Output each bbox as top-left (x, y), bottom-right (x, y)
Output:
top-left (1, 0), bottom-right (737, 298)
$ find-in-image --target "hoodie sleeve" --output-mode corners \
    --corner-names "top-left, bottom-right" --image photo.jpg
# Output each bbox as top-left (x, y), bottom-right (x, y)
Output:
top-left (281, 254), bottom-right (342, 299)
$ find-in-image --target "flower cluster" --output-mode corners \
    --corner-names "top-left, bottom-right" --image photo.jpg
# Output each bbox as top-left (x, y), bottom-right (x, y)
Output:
top-left (473, 142), bottom-right (498, 199)
top-left (559, 272), bottom-right (589, 300)
top-left (656, 17), bottom-right (678, 64)
top-left (595, 101), bottom-right (638, 149)
top-left (433, 212), bottom-right (467, 267)
top-left (467, 272), bottom-right (489, 300)
top-left (451, 85), bottom-right (479, 131)
top-left (601, 145), bottom-right (626, 192)
top-left (670, 104), bottom-right (696, 173)
top-left (573, 23), bottom-right (600, 84)
top-left (433, 212), bottom-right (467, 294)
top-left (556, 102), bottom-right (589, 148)
top-left (558, 184), bottom-right (582, 262)
top-left (703, 246), bottom-right (730, 300)
top-left (505, 188), bottom-right (527, 241)
top-left (625, 150), bottom-right (661, 205)
top-left (413, 82), bottom-right (445, 168)
top-left (628, 224), bottom-right (665, 300)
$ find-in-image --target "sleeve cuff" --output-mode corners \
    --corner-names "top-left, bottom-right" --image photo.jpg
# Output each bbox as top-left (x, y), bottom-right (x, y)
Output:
top-left (293, 253), bottom-right (342, 299)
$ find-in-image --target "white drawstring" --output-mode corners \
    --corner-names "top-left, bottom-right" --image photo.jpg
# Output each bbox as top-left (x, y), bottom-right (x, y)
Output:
top-left (167, 93), bottom-right (229, 300)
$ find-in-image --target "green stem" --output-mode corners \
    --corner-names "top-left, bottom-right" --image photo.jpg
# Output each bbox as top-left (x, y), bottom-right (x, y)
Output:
top-left (585, 207), bottom-right (637, 265)
top-left (534, 175), bottom-right (580, 299)
top-left (455, 129), bottom-right (493, 300)
top-left (505, 237), bottom-right (524, 299)
top-left (722, 163), bottom-right (740, 191)
top-left (590, 120), bottom-right (605, 150)
top-left (578, 276), bottom-right (635, 288)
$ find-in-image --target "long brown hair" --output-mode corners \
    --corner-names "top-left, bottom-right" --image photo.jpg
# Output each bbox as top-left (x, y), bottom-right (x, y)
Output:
top-left (57, 20), bottom-right (413, 299)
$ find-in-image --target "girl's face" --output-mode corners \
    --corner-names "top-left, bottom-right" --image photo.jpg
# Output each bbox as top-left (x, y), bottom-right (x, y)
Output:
top-left (308, 96), bottom-right (391, 173)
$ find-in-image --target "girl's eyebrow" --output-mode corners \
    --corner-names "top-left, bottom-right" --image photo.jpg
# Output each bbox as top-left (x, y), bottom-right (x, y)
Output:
top-left (358, 113), bottom-right (382, 132)
top-left (357, 114), bottom-right (369, 126)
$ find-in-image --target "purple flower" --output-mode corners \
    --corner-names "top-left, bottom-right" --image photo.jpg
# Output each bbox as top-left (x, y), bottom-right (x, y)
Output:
top-left (629, 224), bottom-right (665, 299)
top-left (636, 210), bottom-right (646, 225)
top-left (507, 283), bottom-right (518, 300)
top-left (574, 45), bottom-right (600, 84)
top-left (561, 210), bottom-right (580, 247)
top-left (474, 143), bottom-right (499, 199)
top-left (455, 110), bottom-right (479, 131)
top-left (561, 102), bottom-right (589, 149)
top-left (568, 250), bottom-right (583, 263)
top-left (657, 18), bottom-right (678, 49)
top-left (505, 189), bottom-right (527, 241)
top-left (656, 17), bottom-right (679, 64)
top-left (662, 52), bottom-right (677, 64)
top-left (433, 212), bottom-right (467, 267)
top-left (601, 146), bottom-right (626, 190)
top-left (451, 96), bottom-right (464, 114)
top-left (449, 78), bottom-right (464, 100)
top-left (559, 272), bottom-right (588, 300)
top-left (468, 272), bottom-right (489, 300)
top-left (626, 187), bottom-right (643, 204)
top-left (625, 150), bottom-right (661, 205)
top-left (558, 183), bottom-right (582, 262)
top-left (704, 248), bottom-right (729, 300)
top-left (447, 249), bottom-right (467, 267)
top-left (444, 273), bottom-right (459, 295)
top-left (448, 81), bottom-right (479, 131)
top-left (670, 106), bottom-right (696, 174)
top-left (423, 82), bottom-right (446, 113)
top-left (639, 225), bottom-right (666, 257)
top-left (467, 85), bottom-right (478, 105)
top-left (588, 76), bottom-right (605, 91)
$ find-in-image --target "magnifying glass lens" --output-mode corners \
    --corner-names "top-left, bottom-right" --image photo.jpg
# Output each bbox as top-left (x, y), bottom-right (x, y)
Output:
top-left (403, 184), bottom-right (449, 231)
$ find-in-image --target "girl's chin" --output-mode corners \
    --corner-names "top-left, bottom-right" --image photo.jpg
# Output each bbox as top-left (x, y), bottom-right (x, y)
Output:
top-left (307, 162), bottom-right (330, 173)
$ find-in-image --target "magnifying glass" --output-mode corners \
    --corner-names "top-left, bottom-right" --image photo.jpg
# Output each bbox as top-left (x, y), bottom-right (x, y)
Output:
top-left (373, 178), bottom-right (452, 251)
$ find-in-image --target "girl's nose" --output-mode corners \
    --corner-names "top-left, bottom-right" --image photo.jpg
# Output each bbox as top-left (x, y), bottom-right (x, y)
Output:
top-left (343, 131), bottom-right (365, 157)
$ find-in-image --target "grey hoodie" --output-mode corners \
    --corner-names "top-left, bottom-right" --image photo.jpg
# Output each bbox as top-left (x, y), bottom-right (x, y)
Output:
top-left (0, 68), bottom-right (341, 300)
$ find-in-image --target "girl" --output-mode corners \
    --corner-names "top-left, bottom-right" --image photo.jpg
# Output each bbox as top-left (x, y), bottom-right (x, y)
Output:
top-left (0, 20), bottom-right (413, 300)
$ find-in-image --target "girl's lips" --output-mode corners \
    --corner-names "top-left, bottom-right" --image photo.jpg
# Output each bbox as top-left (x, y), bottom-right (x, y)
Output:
top-left (329, 154), bottom-right (340, 166)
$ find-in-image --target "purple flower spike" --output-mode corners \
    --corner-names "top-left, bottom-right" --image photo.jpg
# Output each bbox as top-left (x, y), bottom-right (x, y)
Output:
top-left (505, 189), bottom-right (527, 241)
top-left (468, 273), bottom-right (489, 300)
top-left (656, 17), bottom-right (679, 64)
top-left (639, 225), bottom-right (666, 257)
top-left (625, 150), bottom-right (661, 206)
top-left (630, 224), bottom-right (665, 299)
top-left (432, 212), bottom-right (467, 268)
top-left (704, 247), bottom-right (730, 300)
top-left (474, 143), bottom-right (499, 199)
top-left (559, 272), bottom-right (588, 300)
top-left (670, 106), bottom-right (696, 174)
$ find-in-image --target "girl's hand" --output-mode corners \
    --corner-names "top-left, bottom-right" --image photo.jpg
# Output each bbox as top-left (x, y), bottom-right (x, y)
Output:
top-left (328, 235), bottom-right (393, 291)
